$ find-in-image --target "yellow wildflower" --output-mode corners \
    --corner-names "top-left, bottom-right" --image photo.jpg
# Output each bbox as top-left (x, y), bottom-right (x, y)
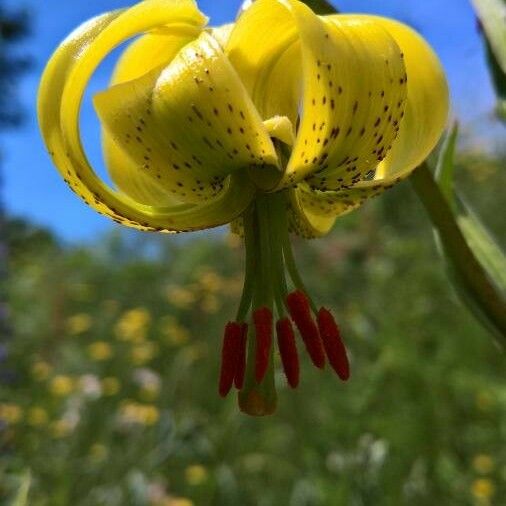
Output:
top-left (185, 464), bottom-right (208, 486)
top-left (66, 313), bottom-right (92, 335)
top-left (49, 375), bottom-right (75, 396)
top-left (31, 360), bottom-right (52, 381)
top-left (115, 307), bottom-right (151, 342)
top-left (27, 407), bottom-right (49, 426)
top-left (131, 342), bottom-right (158, 365)
top-left (475, 391), bottom-right (495, 412)
top-left (201, 294), bottom-right (220, 314)
top-left (182, 345), bottom-right (205, 363)
top-left (198, 270), bottom-right (224, 293)
top-left (88, 341), bottom-right (113, 361)
top-left (119, 401), bottom-right (160, 426)
top-left (167, 499), bottom-right (194, 506)
top-left (473, 455), bottom-right (495, 475)
top-left (143, 405), bottom-right (160, 426)
top-left (89, 443), bottom-right (109, 462)
top-left (139, 385), bottom-right (160, 402)
top-left (50, 418), bottom-right (74, 438)
top-left (102, 376), bottom-right (121, 396)
top-left (161, 316), bottom-right (190, 346)
top-left (471, 478), bottom-right (495, 501)
top-left (166, 286), bottom-right (196, 309)
top-left (0, 404), bottom-right (23, 424)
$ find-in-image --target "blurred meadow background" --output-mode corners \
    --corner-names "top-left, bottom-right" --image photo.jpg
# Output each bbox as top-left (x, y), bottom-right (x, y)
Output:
top-left (0, 0), bottom-right (505, 505)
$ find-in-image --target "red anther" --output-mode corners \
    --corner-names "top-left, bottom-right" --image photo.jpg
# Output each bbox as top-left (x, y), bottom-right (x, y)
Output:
top-left (286, 291), bottom-right (325, 369)
top-left (286, 290), bottom-right (312, 320)
top-left (253, 307), bottom-right (273, 383)
top-left (297, 317), bottom-right (326, 369)
top-left (234, 323), bottom-right (248, 390)
top-left (317, 308), bottom-right (350, 381)
top-left (218, 322), bottom-right (242, 397)
top-left (276, 318), bottom-right (300, 388)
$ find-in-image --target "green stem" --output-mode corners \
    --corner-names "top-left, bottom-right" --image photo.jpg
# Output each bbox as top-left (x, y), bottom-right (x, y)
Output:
top-left (236, 207), bottom-right (255, 322)
top-left (238, 196), bottom-right (277, 416)
top-left (278, 195), bottom-right (318, 314)
top-left (255, 196), bottom-right (274, 310)
top-left (266, 194), bottom-right (289, 318)
top-left (411, 163), bottom-right (506, 344)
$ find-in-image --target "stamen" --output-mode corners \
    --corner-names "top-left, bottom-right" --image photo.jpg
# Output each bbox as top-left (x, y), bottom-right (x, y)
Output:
top-left (286, 291), bottom-right (325, 369)
top-left (317, 308), bottom-right (350, 381)
top-left (234, 323), bottom-right (248, 389)
top-left (253, 307), bottom-right (273, 383)
top-left (276, 318), bottom-right (300, 388)
top-left (218, 322), bottom-right (242, 397)
top-left (286, 290), bottom-right (311, 318)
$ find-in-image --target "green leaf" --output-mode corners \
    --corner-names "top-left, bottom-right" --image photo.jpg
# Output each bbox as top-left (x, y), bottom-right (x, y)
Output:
top-left (471, 0), bottom-right (506, 72)
top-left (435, 126), bottom-right (506, 295)
top-left (471, 0), bottom-right (506, 120)
top-left (12, 471), bottom-right (31, 506)
top-left (411, 130), bottom-right (506, 344)
top-left (435, 123), bottom-right (459, 209)
top-left (456, 198), bottom-right (506, 293)
top-left (484, 37), bottom-right (506, 100)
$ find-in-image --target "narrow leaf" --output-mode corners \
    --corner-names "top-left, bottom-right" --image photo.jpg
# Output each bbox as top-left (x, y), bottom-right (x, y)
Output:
top-left (471, 0), bottom-right (506, 73)
top-left (472, 0), bottom-right (506, 120)
top-left (435, 123), bottom-right (459, 209)
top-left (435, 126), bottom-right (506, 295)
top-left (12, 471), bottom-right (31, 506)
top-left (456, 198), bottom-right (506, 292)
top-left (412, 148), bottom-right (506, 344)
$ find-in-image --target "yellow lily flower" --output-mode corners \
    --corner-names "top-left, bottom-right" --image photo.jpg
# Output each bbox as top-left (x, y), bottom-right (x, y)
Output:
top-left (38, 0), bottom-right (449, 416)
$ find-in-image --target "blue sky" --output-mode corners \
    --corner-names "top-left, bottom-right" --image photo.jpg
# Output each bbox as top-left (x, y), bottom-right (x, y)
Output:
top-left (1, 0), bottom-right (501, 242)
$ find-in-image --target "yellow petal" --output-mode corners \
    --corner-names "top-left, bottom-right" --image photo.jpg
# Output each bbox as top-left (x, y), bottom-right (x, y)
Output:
top-left (209, 23), bottom-right (234, 47)
top-left (227, 0), bottom-right (408, 191)
top-left (95, 31), bottom-right (279, 204)
top-left (331, 15), bottom-right (450, 181)
top-left (290, 182), bottom-right (386, 237)
top-left (301, 14), bottom-right (450, 218)
top-left (104, 18), bottom-right (202, 205)
top-left (288, 186), bottom-right (336, 238)
top-left (38, 0), bottom-right (255, 232)
top-left (227, 0), bottom-right (301, 126)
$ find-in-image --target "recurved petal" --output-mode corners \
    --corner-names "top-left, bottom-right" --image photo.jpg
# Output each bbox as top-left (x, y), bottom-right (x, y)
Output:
top-left (289, 182), bottom-right (386, 238)
top-left (288, 4), bottom-right (408, 191)
top-left (38, 0), bottom-right (255, 232)
top-left (227, 0), bottom-right (301, 126)
top-left (103, 18), bottom-right (201, 205)
top-left (95, 31), bottom-right (279, 204)
top-left (227, 0), bottom-right (408, 190)
top-left (296, 14), bottom-right (450, 222)
top-left (288, 185), bottom-right (337, 238)
top-left (330, 15), bottom-right (450, 181)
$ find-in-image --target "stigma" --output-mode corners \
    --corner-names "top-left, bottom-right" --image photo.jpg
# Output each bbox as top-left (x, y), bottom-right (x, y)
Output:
top-left (218, 191), bottom-right (350, 416)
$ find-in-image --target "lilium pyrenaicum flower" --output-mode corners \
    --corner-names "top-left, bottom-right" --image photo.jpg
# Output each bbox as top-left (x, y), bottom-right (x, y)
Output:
top-left (38, 0), bottom-right (449, 416)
